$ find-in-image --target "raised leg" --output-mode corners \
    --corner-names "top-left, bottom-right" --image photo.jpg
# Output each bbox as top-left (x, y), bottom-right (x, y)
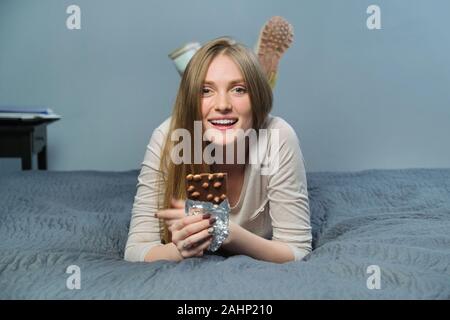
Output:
top-left (255, 16), bottom-right (294, 89)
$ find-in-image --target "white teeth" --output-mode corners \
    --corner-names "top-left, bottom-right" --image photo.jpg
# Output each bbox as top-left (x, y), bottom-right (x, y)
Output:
top-left (210, 119), bottom-right (237, 125)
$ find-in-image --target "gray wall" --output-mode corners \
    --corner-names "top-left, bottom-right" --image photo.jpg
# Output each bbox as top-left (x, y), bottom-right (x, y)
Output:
top-left (1, 0), bottom-right (449, 173)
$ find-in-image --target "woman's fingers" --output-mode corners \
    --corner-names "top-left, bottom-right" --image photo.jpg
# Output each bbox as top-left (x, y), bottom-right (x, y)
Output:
top-left (164, 218), bottom-right (180, 228)
top-left (155, 199), bottom-right (185, 221)
top-left (181, 235), bottom-right (213, 258)
top-left (181, 227), bottom-right (215, 250)
top-left (172, 214), bottom-right (214, 243)
top-left (171, 213), bottom-right (211, 232)
top-left (155, 208), bottom-right (184, 220)
top-left (194, 236), bottom-right (214, 256)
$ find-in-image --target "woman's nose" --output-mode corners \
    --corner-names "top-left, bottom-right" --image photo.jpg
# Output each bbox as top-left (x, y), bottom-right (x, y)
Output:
top-left (214, 93), bottom-right (232, 111)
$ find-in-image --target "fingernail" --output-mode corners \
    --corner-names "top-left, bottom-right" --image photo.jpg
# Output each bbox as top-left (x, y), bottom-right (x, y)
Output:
top-left (209, 217), bottom-right (216, 225)
top-left (154, 213), bottom-right (158, 218)
top-left (208, 227), bottom-right (214, 234)
top-left (202, 213), bottom-right (211, 219)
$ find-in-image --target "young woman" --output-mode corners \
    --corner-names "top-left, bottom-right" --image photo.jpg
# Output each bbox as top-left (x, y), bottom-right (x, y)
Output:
top-left (124, 37), bottom-right (311, 264)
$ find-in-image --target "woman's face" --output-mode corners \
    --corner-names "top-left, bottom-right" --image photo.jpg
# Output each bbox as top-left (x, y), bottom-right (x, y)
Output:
top-left (201, 53), bottom-right (253, 146)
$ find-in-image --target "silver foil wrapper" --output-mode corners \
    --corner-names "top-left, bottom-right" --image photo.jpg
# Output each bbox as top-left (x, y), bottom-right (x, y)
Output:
top-left (185, 199), bottom-right (230, 252)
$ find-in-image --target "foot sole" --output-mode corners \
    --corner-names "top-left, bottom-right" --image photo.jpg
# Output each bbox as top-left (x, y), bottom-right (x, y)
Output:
top-left (255, 16), bottom-right (294, 87)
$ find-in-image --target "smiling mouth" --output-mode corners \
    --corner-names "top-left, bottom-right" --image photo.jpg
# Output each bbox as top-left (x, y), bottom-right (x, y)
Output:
top-left (208, 118), bottom-right (238, 128)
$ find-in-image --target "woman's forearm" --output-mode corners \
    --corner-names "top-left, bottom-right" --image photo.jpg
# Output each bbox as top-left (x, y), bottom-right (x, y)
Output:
top-left (144, 242), bottom-right (183, 262)
top-left (143, 225), bottom-right (296, 263)
top-left (221, 223), bottom-right (295, 263)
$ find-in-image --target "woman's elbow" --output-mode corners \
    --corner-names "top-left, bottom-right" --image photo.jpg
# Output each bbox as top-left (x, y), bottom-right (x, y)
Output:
top-left (124, 246), bottom-right (138, 262)
top-left (124, 244), bottom-right (149, 262)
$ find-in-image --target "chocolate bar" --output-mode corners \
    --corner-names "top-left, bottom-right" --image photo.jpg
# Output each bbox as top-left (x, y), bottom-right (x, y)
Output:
top-left (185, 173), bottom-right (228, 204)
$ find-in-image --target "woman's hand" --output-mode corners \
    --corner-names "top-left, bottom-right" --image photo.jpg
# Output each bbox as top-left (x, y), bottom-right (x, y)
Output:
top-left (158, 199), bottom-right (186, 230)
top-left (156, 198), bottom-right (215, 258)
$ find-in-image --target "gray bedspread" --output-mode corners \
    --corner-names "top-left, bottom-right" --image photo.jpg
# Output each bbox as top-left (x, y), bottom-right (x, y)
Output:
top-left (0, 168), bottom-right (449, 299)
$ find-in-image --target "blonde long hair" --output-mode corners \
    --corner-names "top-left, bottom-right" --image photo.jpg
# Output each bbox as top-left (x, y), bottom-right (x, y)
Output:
top-left (158, 37), bottom-right (273, 244)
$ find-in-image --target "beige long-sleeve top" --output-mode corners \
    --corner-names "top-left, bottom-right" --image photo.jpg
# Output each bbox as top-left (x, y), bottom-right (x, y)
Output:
top-left (124, 114), bottom-right (312, 262)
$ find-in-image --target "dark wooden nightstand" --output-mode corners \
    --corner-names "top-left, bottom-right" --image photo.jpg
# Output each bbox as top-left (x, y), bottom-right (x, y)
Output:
top-left (0, 118), bottom-right (60, 170)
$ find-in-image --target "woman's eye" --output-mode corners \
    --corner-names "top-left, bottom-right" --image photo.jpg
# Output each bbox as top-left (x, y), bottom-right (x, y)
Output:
top-left (202, 87), bottom-right (212, 95)
top-left (233, 86), bottom-right (247, 94)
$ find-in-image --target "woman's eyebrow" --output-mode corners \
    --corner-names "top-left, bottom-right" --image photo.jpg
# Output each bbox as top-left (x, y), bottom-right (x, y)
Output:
top-left (203, 79), bottom-right (246, 85)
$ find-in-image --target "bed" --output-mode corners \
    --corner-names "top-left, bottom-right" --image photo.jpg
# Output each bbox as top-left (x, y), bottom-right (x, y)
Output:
top-left (0, 168), bottom-right (449, 299)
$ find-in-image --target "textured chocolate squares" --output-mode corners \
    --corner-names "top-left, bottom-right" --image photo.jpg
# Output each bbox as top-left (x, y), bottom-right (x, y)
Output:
top-left (186, 173), bottom-right (228, 204)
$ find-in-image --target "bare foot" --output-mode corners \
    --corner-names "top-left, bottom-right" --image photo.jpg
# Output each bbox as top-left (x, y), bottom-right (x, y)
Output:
top-left (255, 16), bottom-right (294, 88)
